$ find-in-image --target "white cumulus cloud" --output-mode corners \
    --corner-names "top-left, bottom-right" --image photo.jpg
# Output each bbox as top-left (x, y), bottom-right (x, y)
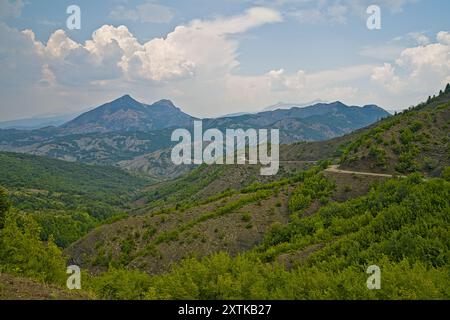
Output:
top-left (371, 31), bottom-right (450, 95)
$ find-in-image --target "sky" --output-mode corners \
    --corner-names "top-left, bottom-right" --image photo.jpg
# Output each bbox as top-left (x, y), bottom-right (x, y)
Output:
top-left (0, 0), bottom-right (449, 121)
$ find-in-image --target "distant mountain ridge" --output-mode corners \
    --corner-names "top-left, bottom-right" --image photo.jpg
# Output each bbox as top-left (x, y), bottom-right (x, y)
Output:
top-left (263, 99), bottom-right (327, 112)
top-left (0, 95), bottom-right (390, 179)
top-left (0, 113), bottom-right (79, 130)
top-left (204, 101), bottom-right (389, 142)
top-left (61, 95), bottom-right (196, 134)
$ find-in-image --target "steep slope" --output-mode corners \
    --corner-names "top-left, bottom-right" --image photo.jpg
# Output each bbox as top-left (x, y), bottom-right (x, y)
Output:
top-left (65, 87), bottom-right (450, 277)
top-left (61, 95), bottom-right (195, 134)
top-left (127, 90), bottom-right (449, 214)
top-left (338, 90), bottom-right (450, 176)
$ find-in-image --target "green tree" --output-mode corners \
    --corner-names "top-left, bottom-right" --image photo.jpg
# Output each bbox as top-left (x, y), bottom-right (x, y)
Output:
top-left (0, 186), bottom-right (11, 229)
top-left (0, 213), bottom-right (67, 284)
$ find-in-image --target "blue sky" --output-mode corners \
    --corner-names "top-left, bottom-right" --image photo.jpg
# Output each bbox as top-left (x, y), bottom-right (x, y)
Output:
top-left (0, 0), bottom-right (449, 120)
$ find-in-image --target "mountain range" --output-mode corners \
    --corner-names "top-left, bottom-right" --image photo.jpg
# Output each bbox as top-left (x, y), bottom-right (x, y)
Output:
top-left (0, 95), bottom-right (389, 179)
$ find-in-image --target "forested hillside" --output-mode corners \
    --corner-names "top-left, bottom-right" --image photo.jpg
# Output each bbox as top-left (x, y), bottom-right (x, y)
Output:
top-left (0, 152), bottom-right (150, 247)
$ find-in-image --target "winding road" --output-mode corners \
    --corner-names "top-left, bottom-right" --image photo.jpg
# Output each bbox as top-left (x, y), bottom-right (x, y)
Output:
top-left (325, 165), bottom-right (406, 178)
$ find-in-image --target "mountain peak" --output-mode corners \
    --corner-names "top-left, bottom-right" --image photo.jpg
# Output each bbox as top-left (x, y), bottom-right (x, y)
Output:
top-left (330, 101), bottom-right (347, 107)
top-left (151, 99), bottom-right (177, 109)
top-left (113, 94), bottom-right (140, 104)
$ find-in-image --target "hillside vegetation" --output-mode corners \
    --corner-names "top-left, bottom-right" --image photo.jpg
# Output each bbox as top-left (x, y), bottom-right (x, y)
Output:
top-left (284, 86), bottom-right (450, 177)
top-left (0, 152), bottom-right (150, 247)
top-left (339, 88), bottom-right (450, 176)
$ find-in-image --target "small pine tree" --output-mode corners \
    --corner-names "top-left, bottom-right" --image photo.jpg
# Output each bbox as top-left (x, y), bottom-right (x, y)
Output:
top-left (427, 96), bottom-right (431, 103)
top-left (445, 83), bottom-right (450, 94)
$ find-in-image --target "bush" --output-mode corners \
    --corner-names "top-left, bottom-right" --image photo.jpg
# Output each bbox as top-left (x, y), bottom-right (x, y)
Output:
top-left (87, 268), bottom-right (151, 300)
top-left (241, 213), bottom-right (251, 222)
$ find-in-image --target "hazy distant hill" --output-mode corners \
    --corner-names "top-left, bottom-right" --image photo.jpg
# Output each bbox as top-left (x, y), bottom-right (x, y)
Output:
top-left (262, 99), bottom-right (327, 112)
top-left (0, 113), bottom-right (78, 130)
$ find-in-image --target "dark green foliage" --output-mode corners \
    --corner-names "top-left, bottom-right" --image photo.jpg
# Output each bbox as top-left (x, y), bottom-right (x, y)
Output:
top-left (0, 152), bottom-right (149, 246)
top-left (409, 120), bottom-right (423, 132)
top-left (33, 211), bottom-right (98, 247)
top-left (0, 186), bottom-right (11, 229)
top-left (0, 152), bottom-right (149, 211)
top-left (396, 149), bottom-right (419, 173)
top-left (144, 165), bottom-right (226, 208)
top-left (369, 146), bottom-right (387, 168)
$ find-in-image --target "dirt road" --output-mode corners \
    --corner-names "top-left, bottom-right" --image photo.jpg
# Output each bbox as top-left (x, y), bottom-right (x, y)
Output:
top-left (325, 165), bottom-right (405, 178)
